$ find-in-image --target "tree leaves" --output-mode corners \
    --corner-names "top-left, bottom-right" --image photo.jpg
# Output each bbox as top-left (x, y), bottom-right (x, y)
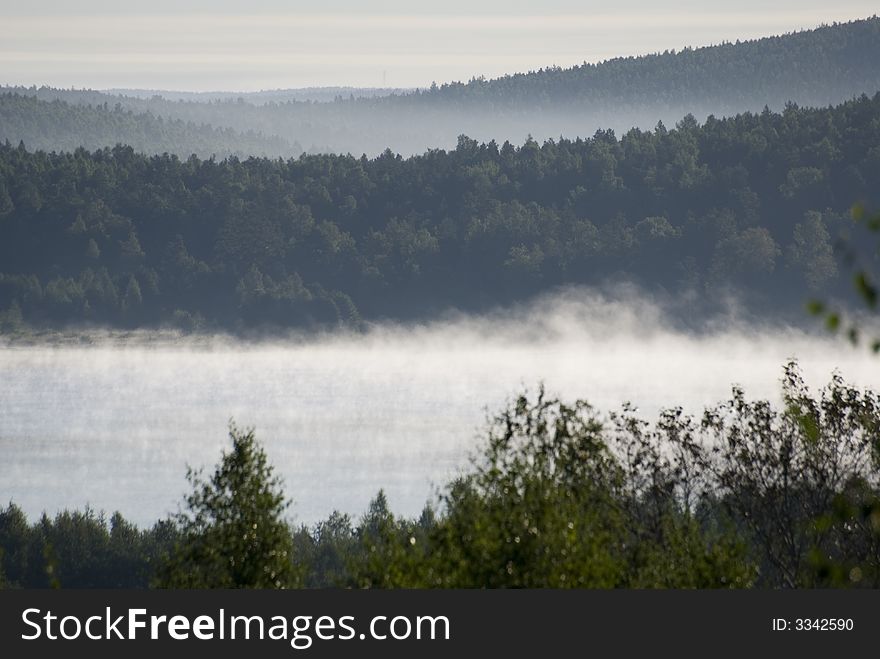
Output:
top-left (155, 424), bottom-right (299, 589)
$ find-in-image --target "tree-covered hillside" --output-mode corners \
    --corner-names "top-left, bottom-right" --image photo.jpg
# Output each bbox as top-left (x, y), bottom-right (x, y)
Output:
top-left (0, 94), bottom-right (298, 160)
top-left (419, 15), bottom-right (880, 110)
top-left (1, 93), bottom-right (878, 333)
top-left (4, 17), bottom-right (879, 155)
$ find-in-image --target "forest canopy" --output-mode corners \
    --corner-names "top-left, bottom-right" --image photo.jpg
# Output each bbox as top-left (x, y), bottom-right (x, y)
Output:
top-left (0, 93), bottom-right (878, 334)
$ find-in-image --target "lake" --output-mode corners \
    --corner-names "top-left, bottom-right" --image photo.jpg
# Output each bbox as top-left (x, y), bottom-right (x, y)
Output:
top-left (2, 293), bottom-right (878, 527)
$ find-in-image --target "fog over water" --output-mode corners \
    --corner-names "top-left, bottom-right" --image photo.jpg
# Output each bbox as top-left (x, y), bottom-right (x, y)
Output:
top-left (1, 289), bottom-right (878, 527)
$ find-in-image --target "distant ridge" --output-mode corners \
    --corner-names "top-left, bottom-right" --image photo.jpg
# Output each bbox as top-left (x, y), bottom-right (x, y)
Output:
top-left (411, 15), bottom-right (880, 109)
top-left (0, 93), bottom-right (299, 159)
top-left (2, 17), bottom-right (879, 155)
top-left (102, 87), bottom-right (416, 105)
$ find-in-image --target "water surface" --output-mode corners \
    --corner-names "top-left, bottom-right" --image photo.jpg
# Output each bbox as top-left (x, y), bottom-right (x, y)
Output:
top-left (2, 294), bottom-right (877, 526)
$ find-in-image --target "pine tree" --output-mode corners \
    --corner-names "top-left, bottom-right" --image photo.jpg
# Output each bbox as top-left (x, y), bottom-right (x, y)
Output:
top-left (155, 425), bottom-right (298, 588)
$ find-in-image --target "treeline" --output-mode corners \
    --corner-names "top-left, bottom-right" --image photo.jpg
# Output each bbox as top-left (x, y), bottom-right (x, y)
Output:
top-left (4, 17), bottom-right (879, 155)
top-left (0, 94), bottom-right (298, 160)
top-left (2, 364), bottom-right (879, 589)
top-left (2, 93), bottom-right (879, 333)
top-left (104, 87), bottom-right (415, 105)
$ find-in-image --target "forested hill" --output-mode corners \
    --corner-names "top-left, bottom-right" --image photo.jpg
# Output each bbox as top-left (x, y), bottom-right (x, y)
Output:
top-left (416, 16), bottom-right (880, 109)
top-left (1, 94), bottom-right (879, 334)
top-left (3, 17), bottom-right (879, 156)
top-left (0, 94), bottom-right (299, 160)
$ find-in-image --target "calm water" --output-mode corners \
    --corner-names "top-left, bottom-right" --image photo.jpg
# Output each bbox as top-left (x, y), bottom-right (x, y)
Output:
top-left (2, 297), bottom-right (878, 527)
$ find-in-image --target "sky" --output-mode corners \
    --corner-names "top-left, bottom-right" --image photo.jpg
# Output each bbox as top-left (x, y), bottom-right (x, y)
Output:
top-left (1, 1), bottom-right (877, 91)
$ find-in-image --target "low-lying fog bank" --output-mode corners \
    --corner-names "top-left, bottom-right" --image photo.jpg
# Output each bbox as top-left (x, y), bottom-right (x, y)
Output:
top-left (1, 289), bottom-right (877, 527)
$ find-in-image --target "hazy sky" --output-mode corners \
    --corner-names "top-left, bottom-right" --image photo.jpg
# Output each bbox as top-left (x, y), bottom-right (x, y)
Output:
top-left (1, 1), bottom-right (877, 91)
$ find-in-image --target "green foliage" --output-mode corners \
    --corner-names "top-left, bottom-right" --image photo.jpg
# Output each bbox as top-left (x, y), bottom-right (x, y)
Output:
top-left (786, 211), bottom-right (838, 290)
top-left (5, 365), bottom-right (880, 588)
top-left (700, 363), bottom-right (880, 586)
top-left (710, 226), bottom-right (781, 284)
top-left (406, 391), bottom-right (755, 588)
top-left (608, 406), bottom-right (756, 588)
top-left (808, 204), bottom-right (880, 350)
top-left (3, 92), bottom-right (880, 333)
top-left (332, 366), bottom-right (878, 589)
top-left (0, 504), bottom-right (30, 588)
top-left (291, 511), bottom-right (358, 588)
top-left (0, 502), bottom-right (173, 588)
top-left (345, 491), bottom-right (429, 588)
top-left (423, 392), bottom-right (630, 587)
top-left (155, 425), bottom-right (299, 588)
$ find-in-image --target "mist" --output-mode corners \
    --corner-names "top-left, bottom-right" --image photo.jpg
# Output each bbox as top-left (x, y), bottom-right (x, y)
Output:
top-left (6, 82), bottom-right (876, 159)
top-left (5, 16), bottom-right (879, 157)
top-left (2, 288), bottom-right (878, 528)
